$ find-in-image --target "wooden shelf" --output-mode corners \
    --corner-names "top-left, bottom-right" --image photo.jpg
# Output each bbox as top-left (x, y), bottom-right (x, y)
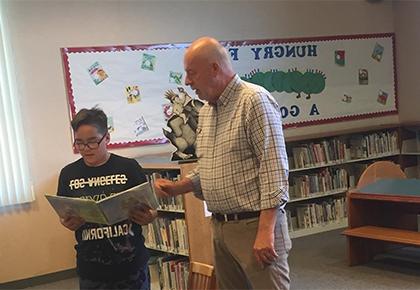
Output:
top-left (401, 152), bottom-right (420, 156)
top-left (289, 152), bottom-right (400, 173)
top-left (138, 153), bottom-right (180, 170)
top-left (285, 123), bottom-right (400, 143)
top-left (289, 188), bottom-right (347, 203)
top-left (349, 190), bottom-right (420, 204)
top-left (141, 162), bottom-right (180, 170)
top-left (157, 208), bottom-right (185, 213)
top-left (145, 244), bottom-right (189, 257)
top-left (343, 226), bottom-right (420, 247)
top-left (289, 219), bottom-right (347, 239)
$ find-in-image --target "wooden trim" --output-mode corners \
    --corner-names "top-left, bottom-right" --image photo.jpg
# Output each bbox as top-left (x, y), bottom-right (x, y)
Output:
top-left (0, 269), bottom-right (76, 289)
top-left (343, 226), bottom-right (420, 246)
top-left (180, 163), bottom-right (214, 266)
top-left (349, 192), bottom-right (420, 204)
top-left (137, 153), bottom-right (183, 170)
top-left (141, 162), bottom-right (180, 170)
top-left (285, 123), bottom-right (401, 143)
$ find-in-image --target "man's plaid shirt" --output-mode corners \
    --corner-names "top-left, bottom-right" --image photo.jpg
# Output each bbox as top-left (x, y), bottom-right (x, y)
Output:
top-left (187, 75), bottom-right (289, 214)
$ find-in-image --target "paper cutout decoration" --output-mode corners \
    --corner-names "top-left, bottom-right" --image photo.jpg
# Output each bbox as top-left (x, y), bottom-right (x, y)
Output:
top-left (125, 85), bottom-right (141, 104)
top-left (135, 116), bottom-right (149, 136)
top-left (242, 68), bottom-right (326, 100)
top-left (141, 53), bottom-right (156, 71)
top-left (372, 43), bottom-right (384, 62)
top-left (162, 87), bottom-right (204, 161)
top-left (88, 61), bottom-right (108, 85)
top-left (342, 94), bottom-right (352, 103)
top-left (335, 50), bottom-right (345, 66)
top-left (107, 116), bottom-right (115, 133)
top-left (169, 71), bottom-right (183, 85)
top-left (358, 69), bottom-right (368, 85)
top-left (377, 90), bottom-right (388, 105)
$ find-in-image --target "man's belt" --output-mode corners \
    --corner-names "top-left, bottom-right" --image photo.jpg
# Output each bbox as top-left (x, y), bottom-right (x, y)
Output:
top-left (212, 211), bottom-right (260, 222)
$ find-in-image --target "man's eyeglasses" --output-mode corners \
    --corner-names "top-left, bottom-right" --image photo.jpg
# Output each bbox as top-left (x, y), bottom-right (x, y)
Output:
top-left (74, 134), bottom-right (107, 150)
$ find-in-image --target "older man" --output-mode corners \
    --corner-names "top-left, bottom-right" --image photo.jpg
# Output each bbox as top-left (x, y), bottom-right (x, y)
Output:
top-left (155, 37), bottom-right (291, 290)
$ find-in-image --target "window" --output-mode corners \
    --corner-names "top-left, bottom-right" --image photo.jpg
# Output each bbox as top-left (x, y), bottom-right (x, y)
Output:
top-left (0, 3), bottom-right (33, 206)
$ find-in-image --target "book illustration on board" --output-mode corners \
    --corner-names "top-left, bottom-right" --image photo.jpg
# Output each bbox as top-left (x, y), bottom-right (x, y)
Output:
top-left (46, 181), bottom-right (159, 225)
top-left (162, 87), bottom-right (203, 162)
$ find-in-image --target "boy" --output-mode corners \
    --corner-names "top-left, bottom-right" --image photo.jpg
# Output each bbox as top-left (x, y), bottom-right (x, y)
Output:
top-left (57, 107), bottom-right (155, 290)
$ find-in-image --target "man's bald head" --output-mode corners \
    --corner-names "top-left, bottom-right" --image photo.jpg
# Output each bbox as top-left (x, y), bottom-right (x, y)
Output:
top-left (184, 37), bottom-right (235, 104)
top-left (185, 37), bottom-right (233, 73)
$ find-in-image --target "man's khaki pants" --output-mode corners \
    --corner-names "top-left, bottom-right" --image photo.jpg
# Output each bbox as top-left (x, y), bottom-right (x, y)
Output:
top-left (212, 210), bottom-right (292, 290)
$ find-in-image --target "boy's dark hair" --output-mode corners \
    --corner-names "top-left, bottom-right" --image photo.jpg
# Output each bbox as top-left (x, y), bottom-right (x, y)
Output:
top-left (71, 107), bottom-right (108, 135)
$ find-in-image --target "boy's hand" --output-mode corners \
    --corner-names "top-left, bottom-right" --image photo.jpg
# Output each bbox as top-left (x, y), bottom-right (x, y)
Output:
top-left (129, 204), bottom-right (157, 225)
top-left (60, 214), bottom-right (85, 231)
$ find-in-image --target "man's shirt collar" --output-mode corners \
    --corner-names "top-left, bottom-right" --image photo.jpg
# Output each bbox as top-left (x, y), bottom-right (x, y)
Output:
top-left (216, 74), bottom-right (241, 108)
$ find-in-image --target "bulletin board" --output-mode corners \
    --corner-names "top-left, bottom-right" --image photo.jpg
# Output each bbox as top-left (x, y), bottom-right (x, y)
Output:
top-left (61, 33), bottom-right (397, 148)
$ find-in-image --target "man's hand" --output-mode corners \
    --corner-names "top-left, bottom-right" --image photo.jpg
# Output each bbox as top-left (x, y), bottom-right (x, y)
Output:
top-left (253, 226), bottom-right (278, 268)
top-left (129, 205), bottom-right (157, 225)
top-left (154, 178), bottom-right (177, 197)
top-left (154, 178), bottom-right (194, 197)
top-left (60, 214), bottom-right (85, 231)
top-left (253, 208), bottom-right (278, 268)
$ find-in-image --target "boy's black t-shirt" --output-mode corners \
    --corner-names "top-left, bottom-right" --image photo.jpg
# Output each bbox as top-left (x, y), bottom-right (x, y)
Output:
top-left (57, 153), bottom-right (149, 281)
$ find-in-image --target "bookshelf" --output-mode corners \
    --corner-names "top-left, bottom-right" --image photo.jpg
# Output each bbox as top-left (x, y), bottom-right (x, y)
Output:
top-left (139, 159), bottom-right (213, 290)
top-left (285, 124), bottom-right (402, 237)
top-left (399, 122), bottom-right (420, 178)
top-left (140, 161), bottom-right (189, 290)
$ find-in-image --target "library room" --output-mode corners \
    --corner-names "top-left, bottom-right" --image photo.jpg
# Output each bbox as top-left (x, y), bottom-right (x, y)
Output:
top-left (1, 0), bottom-right (420, 289)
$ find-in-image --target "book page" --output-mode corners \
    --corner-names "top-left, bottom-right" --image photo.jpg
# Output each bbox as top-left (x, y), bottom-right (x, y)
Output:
top-left (45, 195), bottom-right (108, 224)
top-left (98, 182), bottom-right (159, 225)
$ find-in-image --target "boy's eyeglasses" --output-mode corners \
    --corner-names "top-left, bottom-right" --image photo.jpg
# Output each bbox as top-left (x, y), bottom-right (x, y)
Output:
top-left (74, 134), bottom-right (106, 150)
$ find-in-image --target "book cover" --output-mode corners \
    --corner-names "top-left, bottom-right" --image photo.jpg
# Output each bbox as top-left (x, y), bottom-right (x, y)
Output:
top-left (46, 181), bottom-right (158, 225)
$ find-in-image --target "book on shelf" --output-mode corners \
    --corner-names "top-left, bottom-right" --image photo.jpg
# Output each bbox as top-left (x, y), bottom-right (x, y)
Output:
top-left (46, 181), bottom-right (159, 225)
top-left (158, 256), bottom-right (189, 290)
top-left (291, 196), bottom-right (347, 230)
top-left (290, 167), bottom-right (348, 199)
top-left (144, 217), bottom-right (189, 254)
top-left (148, 255), bottom-right (189, 290)
top-left (148, 259), bottom-right (161, 290)
top-left (150, 172), bottom-right (185, 211)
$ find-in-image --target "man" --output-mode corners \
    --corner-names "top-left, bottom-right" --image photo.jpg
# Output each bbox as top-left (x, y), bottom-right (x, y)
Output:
top-left (155, 37), bottom-right (292, 289)
top-left (57, 107), bottom-right (156, 290)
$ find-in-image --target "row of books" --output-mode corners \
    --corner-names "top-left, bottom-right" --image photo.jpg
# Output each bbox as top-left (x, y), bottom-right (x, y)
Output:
top-left (147, 172), bottom-right (185, 211)
top-left (288, 130), bottom-right (399, 169)
top-left (143, 217), bottom-right (189, 255)
top-left (158, 195), bottom-right (185, 212)
top-left (349, 130), bottom-right (399, 159)
top-left (287, 197), bottom-right (347, 231)
top-left (149, 255), bottom-right (189, 290)
top-left (290, 167), bottom-right (348, 198)
top-left (289, 138), bottom-right (349, 169)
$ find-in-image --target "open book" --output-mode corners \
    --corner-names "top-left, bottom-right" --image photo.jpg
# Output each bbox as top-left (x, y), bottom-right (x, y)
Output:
top-left (46, 181), bottom-right (159, 225)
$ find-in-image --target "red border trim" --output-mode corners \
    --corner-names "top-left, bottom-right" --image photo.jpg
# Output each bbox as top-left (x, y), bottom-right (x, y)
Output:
top-left (62, 43), bottom-right (189, 54)
top-left (221, 32), bottom-right (395, 47)
top-left (61, 33), bottom-right (398, 145)
top-left (61, 47), bottom-right (77, 118)
top-left (107, 138), bottom-right (168, 149)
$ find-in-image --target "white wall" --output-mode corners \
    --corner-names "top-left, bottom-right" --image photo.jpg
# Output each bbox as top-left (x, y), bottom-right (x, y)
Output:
top-left (0, 0), bottom-right (408, 283)
top-left (393, 0), bottom-right (420, 123)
